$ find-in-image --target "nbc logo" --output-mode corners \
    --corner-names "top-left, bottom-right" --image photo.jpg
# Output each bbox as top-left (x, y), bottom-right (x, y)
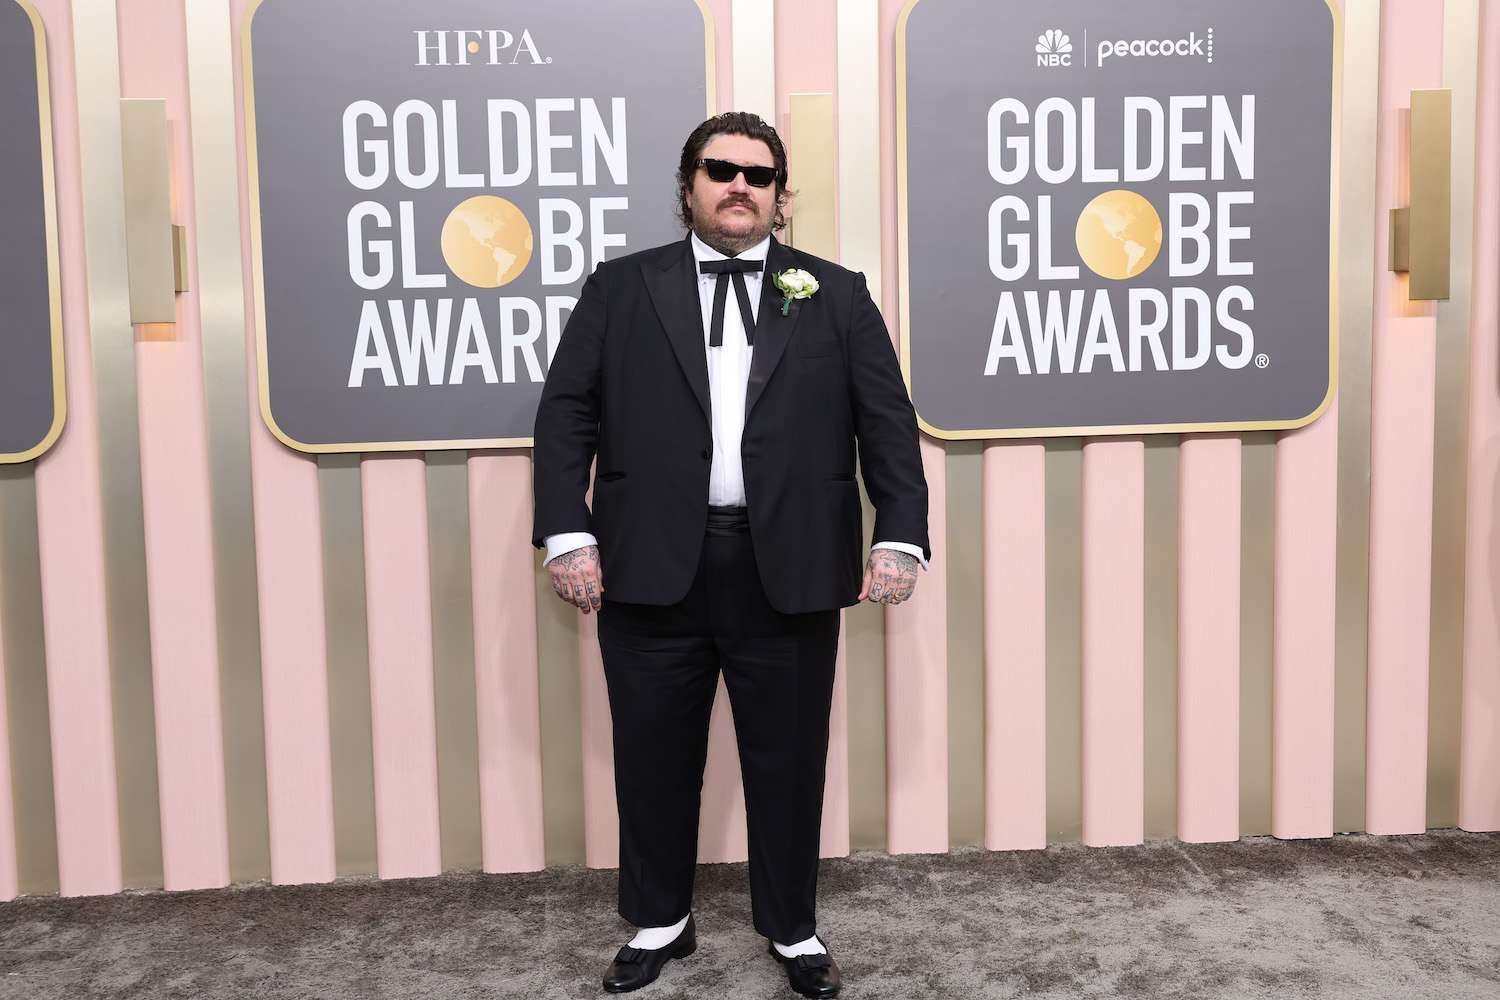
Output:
top-left (1036, 29), bottom-right (1072, 67)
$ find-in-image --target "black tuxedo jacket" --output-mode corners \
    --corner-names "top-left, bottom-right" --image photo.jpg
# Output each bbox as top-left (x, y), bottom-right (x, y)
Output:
top-left (532, 235), bottom-right (929, 614)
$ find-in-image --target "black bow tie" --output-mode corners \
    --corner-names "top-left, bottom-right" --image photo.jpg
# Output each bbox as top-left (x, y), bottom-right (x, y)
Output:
top-left (699, 258), bottom-right (764, 347)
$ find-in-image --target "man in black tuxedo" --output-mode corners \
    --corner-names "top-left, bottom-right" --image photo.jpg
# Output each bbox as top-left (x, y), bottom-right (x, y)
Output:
top-left (532, 112), bottom-right (928, 998)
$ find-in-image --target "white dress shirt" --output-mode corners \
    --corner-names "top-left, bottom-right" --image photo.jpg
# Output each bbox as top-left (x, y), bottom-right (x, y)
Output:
top-left (695, 233), bottom-right (761, 507)
top-left (545, 234), bottom-right (925, 570)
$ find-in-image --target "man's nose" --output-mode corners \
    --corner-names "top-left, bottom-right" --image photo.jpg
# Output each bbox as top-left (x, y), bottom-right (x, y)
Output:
top-left (725, 171), bottom-right (752, 194)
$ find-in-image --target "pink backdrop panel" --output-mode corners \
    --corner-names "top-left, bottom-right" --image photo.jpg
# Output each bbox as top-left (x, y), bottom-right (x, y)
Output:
top-left (119, 0), bottom-right (231, 893)
top-left (1365, 0), bottom-right (1444, 836)
top-left (31, 0), bottom-right (124, 898)
top-left (250, 427), bottom-right (337, 885)
top-left (1081, 438), bottom-right (1145, 848)
top-left (983, 441), bottom-right (1047, 852)
top-left (1176, 435), bottom-right (1241, 844)
top-left (1272, 403), bottom-right (1339, 839)
top-left (879, 0), bottom-right (949, 857)
top-left (1460, 0), bottom-right (1500, 832)
top-left (361, 455), bottom-right (442, 878)
top-left (1270, 0), bottom-right (1342, 843)
top-left (468, 451), bottom-right (546, 873)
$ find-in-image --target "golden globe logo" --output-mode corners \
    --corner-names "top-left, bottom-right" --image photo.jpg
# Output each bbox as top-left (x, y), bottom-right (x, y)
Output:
top-left (413, 29), bottom-right (549, 66)
top-left (984, 94), bottom-right (1261, 377)
top-left (441, 196), bottom-right (534, 287)
top-left (341, 96), bottom-right (628, 388)
top-left (1075, 190), bottom-right (1160, 280)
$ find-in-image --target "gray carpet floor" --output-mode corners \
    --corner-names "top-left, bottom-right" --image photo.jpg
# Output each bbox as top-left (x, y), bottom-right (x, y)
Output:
top-left (3, 830), bottom-right (1499, 999)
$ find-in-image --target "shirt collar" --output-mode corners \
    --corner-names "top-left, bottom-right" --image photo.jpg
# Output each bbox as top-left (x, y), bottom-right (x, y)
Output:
top-left (690, 232), bottom-right (770, 267)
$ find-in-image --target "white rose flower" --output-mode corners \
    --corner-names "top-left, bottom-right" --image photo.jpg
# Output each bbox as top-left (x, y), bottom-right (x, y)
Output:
top-left (773, 269), bottom-right (819, 313)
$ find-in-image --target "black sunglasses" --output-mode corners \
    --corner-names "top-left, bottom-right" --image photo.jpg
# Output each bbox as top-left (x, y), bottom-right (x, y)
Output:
top-left (694, 158), bottom-right (781, 187)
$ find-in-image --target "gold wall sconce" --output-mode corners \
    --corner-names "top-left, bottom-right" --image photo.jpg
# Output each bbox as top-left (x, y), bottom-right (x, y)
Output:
top-left (120, 98), bottom-right (188, 323)
top-left (1388, 88), bottom-right (1450, 300)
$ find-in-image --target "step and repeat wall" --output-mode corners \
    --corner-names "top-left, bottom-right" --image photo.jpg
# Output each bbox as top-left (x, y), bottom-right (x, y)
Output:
top-left (0, 0), bottom-right (1497, 897)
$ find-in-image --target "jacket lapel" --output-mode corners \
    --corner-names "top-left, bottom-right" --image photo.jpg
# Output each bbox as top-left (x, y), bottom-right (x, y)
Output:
top-left (641, 238), bottom-right (711, 422)
top-left (745, 237), bottom-right (805, 419)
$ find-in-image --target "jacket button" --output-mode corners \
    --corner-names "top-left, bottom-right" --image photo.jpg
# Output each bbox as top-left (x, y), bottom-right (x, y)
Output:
top-left (701, 449), bottom-right (711, 460)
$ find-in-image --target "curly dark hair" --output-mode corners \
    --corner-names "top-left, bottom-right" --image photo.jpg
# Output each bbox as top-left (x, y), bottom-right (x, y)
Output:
top-left (675, 111), bottom-right (791, 232)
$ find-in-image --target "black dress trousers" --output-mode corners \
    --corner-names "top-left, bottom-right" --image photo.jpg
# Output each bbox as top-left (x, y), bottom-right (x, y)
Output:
top-left (597, 508), bottom-right (840, 945)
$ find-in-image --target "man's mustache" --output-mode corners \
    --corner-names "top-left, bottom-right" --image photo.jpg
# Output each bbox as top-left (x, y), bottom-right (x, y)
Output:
top-left (716, 196), bottom-right (759, 212)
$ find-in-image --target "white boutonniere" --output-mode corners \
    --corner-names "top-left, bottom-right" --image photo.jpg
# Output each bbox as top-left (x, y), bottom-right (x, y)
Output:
top-left (772, 268), bottom-right (819, 315)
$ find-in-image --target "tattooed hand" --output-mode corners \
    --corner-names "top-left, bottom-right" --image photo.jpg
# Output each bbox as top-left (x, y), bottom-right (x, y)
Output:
top-left (859, 549), bottom-right (919, 605)
top-left (547, 544), bottom-right (604, 614)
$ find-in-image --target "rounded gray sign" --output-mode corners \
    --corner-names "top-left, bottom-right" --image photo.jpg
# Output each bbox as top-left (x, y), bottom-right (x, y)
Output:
top-left (0, 0), bottom-right (65, 464)
top-left (899, 0), bottom-right (1338, 438)
top-left (245, 0), bottom-right (713, 451)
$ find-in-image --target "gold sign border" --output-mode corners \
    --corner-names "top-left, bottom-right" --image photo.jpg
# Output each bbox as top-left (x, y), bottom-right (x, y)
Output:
top-left (242, 0), bottom-right (718, 454)
top-left (895, 0), bottom-right (1344, 440)
top-left (2, 0), bottom-right (67, 465)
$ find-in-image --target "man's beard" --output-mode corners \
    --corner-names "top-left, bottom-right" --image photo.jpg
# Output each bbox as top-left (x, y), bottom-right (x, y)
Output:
top-left (691, 196), bottom-right (773, 256)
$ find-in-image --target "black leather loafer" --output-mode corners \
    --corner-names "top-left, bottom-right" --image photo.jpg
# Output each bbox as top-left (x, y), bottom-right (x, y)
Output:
top-left (602, 916), bottom-right (696, 993)
top-left (767, 940), bottom-right (841, 998)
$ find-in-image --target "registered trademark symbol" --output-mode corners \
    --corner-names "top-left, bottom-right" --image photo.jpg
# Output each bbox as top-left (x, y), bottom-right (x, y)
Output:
top-left (1255, 354), bottom-right (1269, 369)
top-left (545, 57), bottom-right (553, 63)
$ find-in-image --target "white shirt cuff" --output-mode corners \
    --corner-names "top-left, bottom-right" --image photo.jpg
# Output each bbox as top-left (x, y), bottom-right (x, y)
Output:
top-left (548, 534), bottom-right (924, 571)
top-left (544, 532), bottom-right (598, 566)
top-left (872, 541), bottom-right (929, 571)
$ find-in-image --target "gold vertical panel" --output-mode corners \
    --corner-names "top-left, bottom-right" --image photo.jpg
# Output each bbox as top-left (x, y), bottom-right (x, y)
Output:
top-left (1142, 438), bottom-right (1179, 842)
top-left (1427, 0), bottom-right (1481, 830)
top-left (536, 549), bottom-right (585, 866)
top-left (426, 453), bottom-right (482, 872)
top-left (318, 455), bottom-right (377, 875)
top-left (0, 466), bottom-right (58, 893)
top-left (1334, 0), bottom-right (1382, 836)
top-left (1407, 89), bottom-right (1452, 301)
top-left (847, 483), bottom-right (887, 851)
top-left (184, 0), bottom-right (269, 886)
top-left (117, 98), bottom-right (173, 324)
top-left (1388, 206), bottom-right (1411, 270)
top-left (170, 225), bottom-right (187, 291)
top-left (72, 0), bottom-right (162, 888)
top-left (1044, 440), bottom-right (1082, 842)
top-left (1239, 433), bottom-right (1276, 836)
top-left (788, 94), bottom-right (836, 259)
top-left (944, 442), bottom-right (984, 847)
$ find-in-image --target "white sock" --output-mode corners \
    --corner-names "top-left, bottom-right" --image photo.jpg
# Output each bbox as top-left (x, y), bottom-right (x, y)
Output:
top-left (773, 934), bottom-right (827, 958)
top-left (628, 914), bottom-right (689, 950)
